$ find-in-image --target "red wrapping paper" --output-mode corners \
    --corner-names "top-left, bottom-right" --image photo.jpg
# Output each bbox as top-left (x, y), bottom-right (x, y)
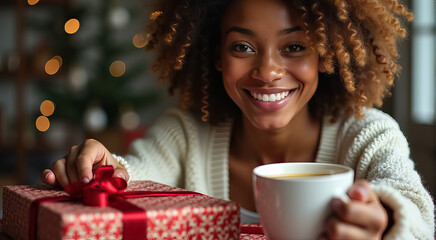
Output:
top-left (2, 181), bottom-right (240, 240)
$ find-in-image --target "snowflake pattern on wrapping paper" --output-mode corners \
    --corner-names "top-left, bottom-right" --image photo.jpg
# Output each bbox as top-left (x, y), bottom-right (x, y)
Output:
top-left (60, 213), bottom-right (122, 240)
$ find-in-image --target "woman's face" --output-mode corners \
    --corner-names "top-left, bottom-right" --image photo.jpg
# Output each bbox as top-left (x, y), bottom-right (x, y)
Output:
top-left (219, 0), bottom-right (321, 131)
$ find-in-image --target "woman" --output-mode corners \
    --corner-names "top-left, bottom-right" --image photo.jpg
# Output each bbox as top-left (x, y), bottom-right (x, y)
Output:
top-left (42, 0), bottom-right (434, 238)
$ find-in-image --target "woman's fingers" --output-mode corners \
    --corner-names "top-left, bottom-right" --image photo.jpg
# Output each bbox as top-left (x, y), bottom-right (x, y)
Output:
top-left (331, 198), bottom-right (387, 231)
top-left (347, 180), bottom-right (375, 202)
top-left (66, 145), bottom-right (80, 184)
top-left (325, 215), bottom-right (373, 240)
top-left (51, 158), bottom-right (70, 188)
top-left (42, 139), bottom-right (126, 188)
top-left (41, 169), bottom-right (59, 186)
top-left (326, 179), bottom-right (388, 239)
top-left (76, 139), bottom-right (110, 183)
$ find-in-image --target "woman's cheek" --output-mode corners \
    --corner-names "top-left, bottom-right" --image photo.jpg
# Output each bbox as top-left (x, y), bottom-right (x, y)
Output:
top-left (287, 59), bottom-right (319, 83)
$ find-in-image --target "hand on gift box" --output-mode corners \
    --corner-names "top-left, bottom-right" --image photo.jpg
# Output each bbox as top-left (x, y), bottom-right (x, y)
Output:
top-left (41, 138), bottom-right (129, 188)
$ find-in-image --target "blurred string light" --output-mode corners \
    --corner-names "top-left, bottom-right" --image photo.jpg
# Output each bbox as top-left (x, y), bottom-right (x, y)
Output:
top-left (109, 60), bottom-right (126, 77)
top-left (109, 6), bottom-right (130, 29)
top-left (40, 100), bottom-right (55, 116)
top-left (36, 116), bottom-right (50, 132)
top-left (132, 33), bottom-right (149, 48)
top-left (68, 65), bottom-right (88, 91)
top-left (44, 56), bottom-right (62, 75)
top-left (52, 56), bottom-right (63, 67)
top-left (27, 0), bottom-right (39, 5)
top-left (64, 18), bottom-right (80, 34)
top-left (121, 111), bottom-right (140, 130)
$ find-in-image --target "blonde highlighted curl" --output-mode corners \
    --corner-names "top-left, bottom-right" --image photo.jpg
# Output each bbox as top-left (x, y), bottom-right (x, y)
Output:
top-left (144, 0), bottom-right (412, 123)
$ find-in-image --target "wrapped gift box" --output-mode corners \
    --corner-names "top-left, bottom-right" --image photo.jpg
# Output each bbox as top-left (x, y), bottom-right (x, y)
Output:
top-left (2, 181), bottom-right (240, 240)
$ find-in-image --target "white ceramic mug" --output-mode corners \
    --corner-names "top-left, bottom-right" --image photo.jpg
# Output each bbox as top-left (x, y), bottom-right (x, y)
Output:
top-left (253, 162), bottom-right (354, 240)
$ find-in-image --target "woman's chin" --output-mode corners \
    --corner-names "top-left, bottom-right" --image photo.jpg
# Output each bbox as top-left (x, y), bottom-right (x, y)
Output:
top-left (250, 118), bottom-right (291, 131)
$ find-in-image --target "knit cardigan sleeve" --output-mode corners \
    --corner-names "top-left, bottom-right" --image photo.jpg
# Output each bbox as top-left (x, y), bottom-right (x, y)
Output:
top-left (336, 108), bottom-right (434, 240)
top-left (120, 108), bottom-right (206, 189)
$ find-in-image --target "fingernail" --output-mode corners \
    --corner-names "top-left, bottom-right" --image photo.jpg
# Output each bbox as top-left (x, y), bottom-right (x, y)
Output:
top-left (45, 172), bottom-right (51, 179)
top-left (118, 173), bottom-right (126, 180)
top-left (356, 185), bottom-right (367, 195)
top-left (81, 177), bottom-right (90, 184)
top-left (351, 185), bottom-right (367, 199)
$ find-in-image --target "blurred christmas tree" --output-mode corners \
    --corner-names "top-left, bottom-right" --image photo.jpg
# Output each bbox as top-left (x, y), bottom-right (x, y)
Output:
top-left (33, 0), bottom-right (159, 132)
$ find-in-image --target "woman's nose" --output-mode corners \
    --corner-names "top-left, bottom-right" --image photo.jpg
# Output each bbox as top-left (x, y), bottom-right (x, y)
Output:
top-left (251, 52), bottom-right (286, 82)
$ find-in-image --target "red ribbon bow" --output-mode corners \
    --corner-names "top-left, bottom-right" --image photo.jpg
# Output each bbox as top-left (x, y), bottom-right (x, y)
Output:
top-left (64, 165), bottom-right (128, 207)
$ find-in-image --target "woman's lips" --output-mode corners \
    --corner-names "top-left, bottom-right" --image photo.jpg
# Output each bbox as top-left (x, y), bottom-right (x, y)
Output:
top-left (245, 88), bottom-right (297, 112)
top-left (249, 90), bottom-right (290, 102)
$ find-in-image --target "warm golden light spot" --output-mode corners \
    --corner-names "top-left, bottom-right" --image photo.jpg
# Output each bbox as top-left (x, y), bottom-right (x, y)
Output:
top-left (52, 56), bottom-right (63, 67)
top-left (133, 33), bottom-right (149, 48)
top-left (109, 60), bottom-right (126, 77)
top-left (150, 11), bottom-right (163, 20)
top-left (65, 18), bottom-right (80, 34)
top-left (28, 0), bottom-right (39, 5)
top-left (36, 116), bottom-right (50, 132)
top-left (40, 100), bottom-right (55, 116)
top-left (45, 58), bottom-right (60, 75)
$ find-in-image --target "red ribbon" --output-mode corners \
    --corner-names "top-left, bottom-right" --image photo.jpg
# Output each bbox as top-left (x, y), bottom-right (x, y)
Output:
top-left (239, 224), bottom-right (264, 235)
top-left (29, 166), bottom-right (202, 240)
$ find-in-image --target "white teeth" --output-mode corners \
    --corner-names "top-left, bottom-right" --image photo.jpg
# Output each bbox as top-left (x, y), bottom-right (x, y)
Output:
top-left (250, 90), bottom-right (290, 102)
top-left (262, 94), bottom-right (268, 101)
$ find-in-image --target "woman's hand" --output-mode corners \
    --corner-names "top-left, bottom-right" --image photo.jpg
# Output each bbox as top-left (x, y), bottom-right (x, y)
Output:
top-left (40, 139), bottom-right (129, 188)
top-left (323, 180), bottom-right (389, 240)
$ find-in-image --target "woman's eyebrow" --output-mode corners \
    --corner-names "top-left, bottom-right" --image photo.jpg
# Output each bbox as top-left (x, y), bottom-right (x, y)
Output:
top-left (278, 26), bottom-right (302, 36)
top-left (225, 26), bottom-right (303, 38)
top-left (225, 26), bottom-right (255, 37)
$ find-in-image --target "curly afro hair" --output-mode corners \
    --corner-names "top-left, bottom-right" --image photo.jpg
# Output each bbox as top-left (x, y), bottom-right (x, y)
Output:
top-left (143, 0), bottom-right (413, 124)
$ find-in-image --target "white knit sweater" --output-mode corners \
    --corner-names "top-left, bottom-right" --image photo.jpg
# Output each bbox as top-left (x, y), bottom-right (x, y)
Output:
top-left (120, 108), bottom-right (434, 239)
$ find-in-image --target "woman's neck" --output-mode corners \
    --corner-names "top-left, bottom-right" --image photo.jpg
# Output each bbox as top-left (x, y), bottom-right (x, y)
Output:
top-left (231, 107), bottom-right (322, 165)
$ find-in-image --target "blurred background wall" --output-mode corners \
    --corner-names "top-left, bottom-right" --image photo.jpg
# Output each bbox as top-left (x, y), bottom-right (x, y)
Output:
top-left (0, 0), bottom-right (434, 218)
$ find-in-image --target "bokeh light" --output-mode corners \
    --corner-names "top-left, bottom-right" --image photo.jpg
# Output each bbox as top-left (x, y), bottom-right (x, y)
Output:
top-left (40, 100), bottom-right (55, 116)
top-left (28, 0), bottom-right (39, 5)
top-left (132, 33), bottom-right (148, 48)
top-left (64, 18), bottom-right (80, 34)
top-left (121, 111), bottom-right (140, 130)
top-left (109, 60), bottom-right (126, 77)
top-left (36, 116), bottom-right (50, 132)
top-left (52, 56), bottom-right (63, 67)
top-left (45, 58), bottom-right (60, 75)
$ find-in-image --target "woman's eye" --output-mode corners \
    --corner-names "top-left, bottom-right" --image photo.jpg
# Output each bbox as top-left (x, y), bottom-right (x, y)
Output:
top-left (231, 43), bottom-right (254, 53)
top-left (283, 44), bottom-right (306, 53)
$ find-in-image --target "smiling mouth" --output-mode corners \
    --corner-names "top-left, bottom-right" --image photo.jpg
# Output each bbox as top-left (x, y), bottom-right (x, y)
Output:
top-left (248, 89), bottom-right (295, 102)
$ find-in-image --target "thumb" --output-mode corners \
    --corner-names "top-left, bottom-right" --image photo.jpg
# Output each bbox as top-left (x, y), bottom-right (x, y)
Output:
top-left (348, 179), bottom-right (374, 202)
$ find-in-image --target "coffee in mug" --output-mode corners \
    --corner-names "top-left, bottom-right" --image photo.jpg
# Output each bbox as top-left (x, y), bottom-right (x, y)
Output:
top-left (267, 173), bottom-right (331, 178)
